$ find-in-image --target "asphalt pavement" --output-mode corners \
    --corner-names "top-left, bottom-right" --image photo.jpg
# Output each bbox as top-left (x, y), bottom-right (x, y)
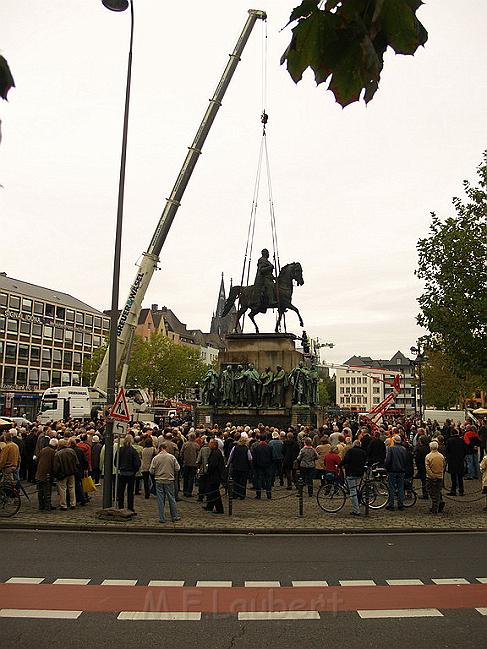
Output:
top-left (0, 530), bottom-right (486, 649)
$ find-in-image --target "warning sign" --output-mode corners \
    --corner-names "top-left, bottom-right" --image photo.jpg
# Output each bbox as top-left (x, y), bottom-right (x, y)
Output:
top-left (109, 387), bottom-right (130, 422)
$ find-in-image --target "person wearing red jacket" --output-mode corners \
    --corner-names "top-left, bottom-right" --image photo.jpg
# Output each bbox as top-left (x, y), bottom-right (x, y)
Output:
top-left (463, 426), bottom-right (481, 480)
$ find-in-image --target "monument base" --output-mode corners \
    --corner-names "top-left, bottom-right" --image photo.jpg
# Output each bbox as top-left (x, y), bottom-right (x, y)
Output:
top-left (195, 405), bottom-right (318, 430)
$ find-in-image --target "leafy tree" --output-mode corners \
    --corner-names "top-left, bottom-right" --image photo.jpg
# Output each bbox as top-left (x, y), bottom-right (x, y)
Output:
top-left (423, 349), bottom-right (484, 410)
top-left (282, 0), bottom-right (428, 107)
top-left (127, 332), bottom-right (207, 403)
top-left (318, 373), bottom-right (336, 407)
top-left (81, 344), bottom-right (107, 386)
top-left (416, 153), bottom-right (487, 380)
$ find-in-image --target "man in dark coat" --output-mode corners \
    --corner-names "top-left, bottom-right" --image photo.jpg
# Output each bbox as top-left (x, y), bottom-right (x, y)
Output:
top-left (251, 434), bottom-right (274, 499)
top-left (366, 431), bottom-right (386, 466)
top-left (282, 432), bottom-right (300, 490)
top-left (445, 429), bottom-right (466, 496)
top-left (35, 438), bottom-right (58, 511)
top-left (414, 435), bottom-right (430, 499)
top-left (204, 439), bottom-right (225, 514)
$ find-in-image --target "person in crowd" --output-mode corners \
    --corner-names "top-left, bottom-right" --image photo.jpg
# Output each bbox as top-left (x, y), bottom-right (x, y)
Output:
top-left (150, 442), bottom-right (181, 523)
top-left (269, 431), bottom-right (284, 487)
top-left (91, 434), bottom-right (102, 486)
top-left (114, 434), bottom-right (141, 512)
top-left (133, 436), bottom-right (144, 495)
top-left (204, 439), bottom-right (226, 514)
top-left (324, 445), bottom-right (342, 482)
top-left (181, 432), bottom-right (200, 497)
top-left (340, 439), bottom-right (367, 517)
top-left (425, 440), bottom-right (446, 514)
top-left (414, 435), bottom-right (430, 499)
top-left (445, 428), bottom-right (466, 496)
top-left (464, 425), bottom-right (481, 480)
top-left (251, 433), bottom-right (274, 499)
top-left (54, 438), bottom-right (78, 511)
top-left (296, 437), bottom-right (319, 497)
top-left (35, 438), bottom-right (57, 511)
top-left (315, 434), bottom-right (331, 483)
top-left (70, 437), bottom-right (89, 506)
top-left (227, 436), bottom-right (252, 499)
top-left (0, 431), bottom-right (21, 482)
top-left (282, 432), bottom-right (300, 490)
top-left (141, 437), bottom-right (157, 499)
top-left (384, 435), bottom-right (409, 511)
top-left (366, 430), bottom-right (386, 467)
top-left (196, 437), bottom-right (211, 502)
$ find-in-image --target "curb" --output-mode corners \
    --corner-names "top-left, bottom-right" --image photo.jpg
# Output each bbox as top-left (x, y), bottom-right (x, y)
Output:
top-left (1, 522), bottom-right (486, 535)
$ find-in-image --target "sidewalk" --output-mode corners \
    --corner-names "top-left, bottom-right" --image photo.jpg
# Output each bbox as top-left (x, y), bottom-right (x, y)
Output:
top-left (1, 479), bottom-right (486, 534)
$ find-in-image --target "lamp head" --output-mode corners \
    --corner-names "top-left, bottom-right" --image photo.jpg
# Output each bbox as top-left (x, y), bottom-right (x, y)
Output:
top-left (102, 0), bottom-right (129, 11)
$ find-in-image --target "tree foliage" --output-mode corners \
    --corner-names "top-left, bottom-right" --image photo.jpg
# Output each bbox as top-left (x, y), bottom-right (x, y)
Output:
top-left (319, 374), bottom-right (336, 407)
top-left (127, 332), bottom-right (207, 402)
top-left (281, 0), bottom-right (428, 107)
top-left (423, 349), bottom-right (483, 410)
top-left (0, 55), bottom-right (14, 101)
top-left (416, 153), bottom-right (487, 380)
top-left (82, 344), bottom-right (107, 385)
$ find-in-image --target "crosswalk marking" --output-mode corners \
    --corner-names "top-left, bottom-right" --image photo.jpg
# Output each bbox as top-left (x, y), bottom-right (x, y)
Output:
top-left (244, 581), bottom-right (281, 588)
top-left (53, 579), bottom-right (91, 586)
top-left (432, 578), bottom-right (469, 585)
top-left (148, 580), bottom-right (185, 587)
top-left (340, 580), bottom-right (376, 587)
top-left (475, 608), bottom-right (487, 616)
top-left (118, 611), bottom-right (201, 621)
top-left (0, 609), bottom-right (82, 619)
top-left (238, 611), bottom-right (320, 620)
top-left (195, 581), bottom-right (232, 587)
top-left (101, 579), bottom-right (137, 586)
top-left (6, 577), bottom-right (44, 584)
top-left (386, 580), bottom-right (424, 586)
top-left (358, 609), bottom-right (443, 619)
top-left (476, 578), bottom-right (487, 584)
top-left (292, 581), bottom-right (328, 587)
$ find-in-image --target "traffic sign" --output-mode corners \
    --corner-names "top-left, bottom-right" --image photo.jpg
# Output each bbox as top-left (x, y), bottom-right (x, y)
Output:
top-left (109, 387), bottom-right (130, 422)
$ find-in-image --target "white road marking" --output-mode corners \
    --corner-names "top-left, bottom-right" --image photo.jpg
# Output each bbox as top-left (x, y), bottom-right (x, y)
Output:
top-left (53, 579), bottom-right (91, 586)
top-left (476, 578), bottom-right (487, 584)
top-left (101, 579), bottom-right (137, 586)
top-left (6, 577), bottom-right (44, 584)
top-left (358, 609), bottom-right (443, 619)
top-left (238, 611), bottom-right (320, 620)
top-left (432, 578), bottom-right (469, 585)
top-left (292, 581), bottom-right (328, 587)
top-left (244, 581), bottom-right (281, 588)
top-left (195, 581), bottom-right (232, 587)
top-left (339, 580), bottom-right (376, 587)
top-left (475, 608), bottom-right (487, 616)
top-left (148, 580), bottom-right (185, 587)
top-left (386, 580), bottom-right (424, 586)
top-left (118, 611), bottom-right (201, 621)
top-left (0, 609), bottom-right (82, 619)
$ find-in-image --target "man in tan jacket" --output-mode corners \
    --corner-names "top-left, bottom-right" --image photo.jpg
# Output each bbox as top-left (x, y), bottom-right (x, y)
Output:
top-left (425, 440), bottom-right (446, 514)
top-left (0, 431), bottom-right (20, 481)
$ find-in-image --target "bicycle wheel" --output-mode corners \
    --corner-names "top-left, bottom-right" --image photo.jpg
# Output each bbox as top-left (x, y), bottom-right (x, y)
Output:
top-left (366, 480), bottom-right (390, 509)
top-left (403, 487), bottom-right (417, 508)
top-left (316, 483), bottom-right (346, 513)
top-left (0, 485), bottom-right (21, 517)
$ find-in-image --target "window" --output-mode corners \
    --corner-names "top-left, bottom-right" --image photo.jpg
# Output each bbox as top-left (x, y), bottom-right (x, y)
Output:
top-left (72, 372), bottom-right (80, 386)
top-left (65, 329), bottom-right (73, 343)
top-left (29, 369), bottom-right (39, 385)
top-left (84, 333), bottom-right (92, 346)
top-left (86, 314), bottom-right (93, 327)
top-left (75, 331), bottom-right (83, 344)
top-left (0, 293), bottom-right (7, 307)
top-left (22, 298), bottom-right (32, 313)
top-left (64, 351), bottom-right (72, 368)
top-left (45, 304), bottom-right (55, 318)
top-left (66, 309), bottom-right (75, 322)
top-left (52, 370), bottom-right (61, 385)
top-left (43, 325), bottom-right (53, 340)
top-left (7, 319), bottom-right (18, 334)
top-left (0, 316), bottom-right (5, 332)
top-left (93, 335), bottom-right (101, 348)
top-left (32, 323), bottom-right (42, 338)
top-left (18, 344), bottom-right (29, 361)
top-left (76, 312), bottom-right (84, 325)
top-left (42, 348), bottom-right (51, 363)
top-left (351, 387), bottom-right (356, 394)
top-left (340, 397), bottom-right (345, 404)
top-left (346, 377), bottom-right (350, 384)
top-left (73, 352), bottom-right (82, 368)
top-left (340, 387), bottom-right (344, 394)
top-left (0, 341), bottom-right (3, 359)
top-left (53, 349), bottom-right (62, 363)
top-left (54, 327), bottom-right (64, 342)
top-left (9, 295), bottom-right (20, 310)
top-left (339, 377), bottom-right (344, 384)
top-left (103, 318), bottom-right (110, 330)
top-left (373, 397), bottom-right (379, 404)
top-left (363, 387), bottom-right (367, 394)
top-left (3, 366), bottom-right (15, 383)
top-left (5, 343), bottom-right (16, 361)
top-left (357, 387), bottom-right (361, 394)
top-left (20, 321), bottom-right (31, 335)
top-left (34, 301), bottom-right (44, 316)
top-left (351, 377), bottom-right (356, 384)
top-left (40, 370), bottom-right (50, 388)
top-left (94, 316), bottom-right (102, 329)
top-left (62, 372), bottom-right (70, 386)
top-left (17, 368), bottom-right (27, 385)
top-left (373, 387), bottom-right (380, 394)
top-left (397, 358), bottom-right (401, 365)
top-left (56, 306), bottom-right (65, 320)
top-left (31, 346), bottom-right (41, 362)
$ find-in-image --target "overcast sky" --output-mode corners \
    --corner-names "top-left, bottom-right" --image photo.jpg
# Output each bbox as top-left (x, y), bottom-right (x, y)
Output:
top-left (1, 0), bottom-right (486, 367)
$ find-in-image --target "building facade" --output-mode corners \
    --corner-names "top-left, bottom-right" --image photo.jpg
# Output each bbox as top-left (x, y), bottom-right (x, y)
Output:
top-left (0, 273), bottom-right (109, 419)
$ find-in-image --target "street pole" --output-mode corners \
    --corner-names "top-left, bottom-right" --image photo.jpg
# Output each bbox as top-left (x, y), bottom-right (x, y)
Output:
top-left (102, 0), bottom-right (134, 509)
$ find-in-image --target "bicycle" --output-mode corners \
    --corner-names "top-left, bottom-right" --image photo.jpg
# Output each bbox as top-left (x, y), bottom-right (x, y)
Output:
top-left (0, 474), bottom-right (22, 517)
top-left (402, 479), bottom-right (417, 508)
top-left (316, 463), bottom-right (390, 513)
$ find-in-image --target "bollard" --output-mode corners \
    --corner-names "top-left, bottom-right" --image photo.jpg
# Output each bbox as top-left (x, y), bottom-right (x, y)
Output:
top-left (298, 477), bottom-right (304, 517)
top-left (228, 475), bottom-right (233, 517)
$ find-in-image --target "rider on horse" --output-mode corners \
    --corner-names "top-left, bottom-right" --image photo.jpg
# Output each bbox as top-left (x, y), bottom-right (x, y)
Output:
top-left (254, 248), bottom-right (276, 309)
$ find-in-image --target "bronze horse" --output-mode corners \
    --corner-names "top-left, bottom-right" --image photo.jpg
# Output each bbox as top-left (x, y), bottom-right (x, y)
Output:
top-left (221, 262), bottom-right (304, 333)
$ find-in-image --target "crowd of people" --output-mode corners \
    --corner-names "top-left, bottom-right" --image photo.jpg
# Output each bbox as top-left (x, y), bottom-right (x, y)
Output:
top-left (0, 413), bottom-right (486, 521)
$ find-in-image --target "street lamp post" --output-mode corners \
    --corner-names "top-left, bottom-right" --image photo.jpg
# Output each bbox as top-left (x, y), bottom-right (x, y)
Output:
top-left (101, 0), bottom-right (134, 509)
top-left (410, 342), bottom-right (425, 422)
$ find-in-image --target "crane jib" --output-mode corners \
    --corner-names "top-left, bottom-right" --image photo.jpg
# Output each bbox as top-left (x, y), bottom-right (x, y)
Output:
top-left (117, 271), bottom-right (144, 337)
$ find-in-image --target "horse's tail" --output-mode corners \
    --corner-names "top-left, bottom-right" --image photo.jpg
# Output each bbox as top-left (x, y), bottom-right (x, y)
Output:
top-left (221, 285), bottom-right (241, 317)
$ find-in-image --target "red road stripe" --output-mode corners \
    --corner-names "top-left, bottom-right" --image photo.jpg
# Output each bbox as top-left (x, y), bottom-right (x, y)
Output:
top-left (0, 584), bottom-right (486, 614)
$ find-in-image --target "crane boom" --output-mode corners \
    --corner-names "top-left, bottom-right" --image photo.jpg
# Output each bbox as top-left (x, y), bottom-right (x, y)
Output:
top-left (94, 9), bottom-right (266, 393)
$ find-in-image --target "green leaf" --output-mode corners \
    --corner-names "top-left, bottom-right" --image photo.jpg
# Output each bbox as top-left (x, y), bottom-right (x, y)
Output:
top-left (0, 55), bottom-right (15, 101)
top-left (378, 0), bottom-right (428, 54)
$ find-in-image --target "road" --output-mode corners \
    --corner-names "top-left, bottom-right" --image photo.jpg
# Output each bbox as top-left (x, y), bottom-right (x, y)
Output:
top-left (0, 530), bottom-right (486, 648)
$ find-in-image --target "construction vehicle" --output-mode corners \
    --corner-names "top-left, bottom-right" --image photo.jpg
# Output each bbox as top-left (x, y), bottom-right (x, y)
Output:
top-left (38, 10), bottom-right (267, 421)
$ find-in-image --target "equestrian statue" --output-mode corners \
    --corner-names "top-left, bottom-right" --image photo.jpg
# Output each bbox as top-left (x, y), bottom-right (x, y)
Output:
top-left (221, 248), bottom-right (304, 333)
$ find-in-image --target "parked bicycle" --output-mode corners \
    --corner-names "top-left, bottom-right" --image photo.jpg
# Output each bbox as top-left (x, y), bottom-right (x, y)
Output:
top-left (0, 473), bottom-right (22, 518)
top-left (402, 479), bottom-right (417, 508)
top-left (317, 463), bottom-right (390, 513)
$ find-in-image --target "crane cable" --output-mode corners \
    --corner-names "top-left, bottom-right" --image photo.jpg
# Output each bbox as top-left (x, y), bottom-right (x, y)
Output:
top-left (238, 19), bottom-right (285, 332)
